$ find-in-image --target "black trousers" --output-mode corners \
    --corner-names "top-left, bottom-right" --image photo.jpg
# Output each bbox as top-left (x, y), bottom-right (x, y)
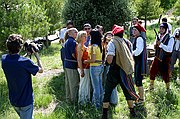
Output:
top-left (103, 67), bottom-right (138, 102)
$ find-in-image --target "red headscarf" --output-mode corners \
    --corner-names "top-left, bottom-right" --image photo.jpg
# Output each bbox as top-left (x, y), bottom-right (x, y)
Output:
top-left (112, 24), bottom-right (124, 35)
top-left (134, 23), bottom-right (146, 32)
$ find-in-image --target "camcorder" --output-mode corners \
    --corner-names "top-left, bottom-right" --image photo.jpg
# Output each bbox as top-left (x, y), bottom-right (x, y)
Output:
top-left (23, 40), bottom-right (43, 58)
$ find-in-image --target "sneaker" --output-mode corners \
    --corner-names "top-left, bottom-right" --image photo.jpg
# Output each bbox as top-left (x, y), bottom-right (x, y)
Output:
top-left (135, 99), bottom-right (144, 107)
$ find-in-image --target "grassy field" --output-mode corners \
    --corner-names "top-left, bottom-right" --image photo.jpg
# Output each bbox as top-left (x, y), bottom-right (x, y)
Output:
top-left (0, 36), bottom-right (180, 118)
top-left (0, 44), bottom-right (180, 119)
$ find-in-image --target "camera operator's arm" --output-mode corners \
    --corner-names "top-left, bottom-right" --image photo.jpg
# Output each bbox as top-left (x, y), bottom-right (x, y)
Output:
top-left (34, 52), bottom-right (43, 73)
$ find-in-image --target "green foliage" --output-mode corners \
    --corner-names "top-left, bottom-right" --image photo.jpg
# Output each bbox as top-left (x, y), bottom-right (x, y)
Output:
top-left (160, 0), bottom-right (177, 10)
top-left (1, 43), bottom-right (180, 119)
top-left (135, 0), bottom-right (163, 28)
top-left (0, 0), bottom-right (50, 50)
top-left (36, 0), bottom-right (64, 34)
top-left (62, 0), bottom-right (132, 31)
top-left (136, 0), bottom-right (163, 20)
top-left (173, 0), bottom-right (180, 16)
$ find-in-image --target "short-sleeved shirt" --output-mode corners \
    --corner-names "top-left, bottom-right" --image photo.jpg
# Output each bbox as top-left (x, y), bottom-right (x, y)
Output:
top-left (1, 54), bottom-right (39, 107)
top-left (59, 27), bottom-right (67, 47)
top-left (88, 45), bottom-right (102, 66)
top-left (59, 27), bottom-right (67, 40)
top-left (64, 37), bottom-right (78, 69)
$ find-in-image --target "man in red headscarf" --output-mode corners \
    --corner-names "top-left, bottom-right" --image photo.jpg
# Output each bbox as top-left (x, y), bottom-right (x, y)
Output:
top-left (102, 25), bottom-right (139, 119)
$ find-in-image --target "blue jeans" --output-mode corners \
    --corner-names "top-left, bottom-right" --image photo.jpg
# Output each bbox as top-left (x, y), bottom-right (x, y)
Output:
top-left (13, 104), bottom-right (33, 119)
top-left (90, 65), bottom-right (104, 108)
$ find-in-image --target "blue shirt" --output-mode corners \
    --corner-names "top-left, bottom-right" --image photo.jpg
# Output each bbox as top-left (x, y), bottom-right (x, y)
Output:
top-left (64, 37), bottom-right (77, 69)
top-left (1, 54), bottom-right (39, 107)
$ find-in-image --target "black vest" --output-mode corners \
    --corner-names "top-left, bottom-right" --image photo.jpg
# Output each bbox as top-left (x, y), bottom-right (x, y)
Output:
top-left (109, 38), bottom-right (131, 70)
top-left (133, 36), bottom-right (145, 63)
top-left (155, 34), bottom-right (171, 61)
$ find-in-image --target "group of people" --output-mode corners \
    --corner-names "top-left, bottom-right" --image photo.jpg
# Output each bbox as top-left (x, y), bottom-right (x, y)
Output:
top-left (1, 17), bottom-right (179, 119)
top-left (59, 18), bottom-right (180, 118)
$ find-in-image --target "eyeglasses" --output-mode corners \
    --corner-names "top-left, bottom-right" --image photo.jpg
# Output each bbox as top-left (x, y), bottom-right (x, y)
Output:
top-left (84, 28), bottom-right (91, 30)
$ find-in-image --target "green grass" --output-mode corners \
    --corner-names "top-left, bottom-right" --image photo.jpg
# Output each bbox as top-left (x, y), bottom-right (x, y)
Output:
top-left (0, 42), bottom-right (180, 118)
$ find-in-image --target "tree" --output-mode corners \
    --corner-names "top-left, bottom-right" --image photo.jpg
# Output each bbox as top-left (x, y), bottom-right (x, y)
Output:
top-left (0, 0), bottom-right (50, 50)
top-left (160, 0), bottom-right (177, 11)
top-left (173, 0), bottom-right (180, 16)
top-left (135, 0), bottom-right (163, 29)
top-left (62, 0), bottom-right (132, 31)
top-left (36, 0), bottom-right (64, 34)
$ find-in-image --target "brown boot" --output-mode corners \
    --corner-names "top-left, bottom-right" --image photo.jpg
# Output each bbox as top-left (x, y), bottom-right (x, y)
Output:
top-left (149, 80), bottom-right (154, 90)
top-left (169, 70), bottom-right (172, 78)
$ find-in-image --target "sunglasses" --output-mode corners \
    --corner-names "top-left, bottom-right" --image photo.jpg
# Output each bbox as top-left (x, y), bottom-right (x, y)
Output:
top-left (132, 20), bottom-right (137, 23)
top-left (84, 28), bottom-right (91, 30)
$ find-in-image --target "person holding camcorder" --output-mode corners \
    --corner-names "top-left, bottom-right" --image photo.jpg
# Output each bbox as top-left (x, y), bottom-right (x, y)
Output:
top-left (170, 28), bottom-right (180, 81)
top-left (1, 34), bottom-right (43, 119)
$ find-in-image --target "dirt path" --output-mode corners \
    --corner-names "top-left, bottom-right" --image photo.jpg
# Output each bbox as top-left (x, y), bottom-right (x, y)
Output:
top-left (36, 68), bottom-right (64, 78)
top-left (34, 68), bottom-right (64, 115)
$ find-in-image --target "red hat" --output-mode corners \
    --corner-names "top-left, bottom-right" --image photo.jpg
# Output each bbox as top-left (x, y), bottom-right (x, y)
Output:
top-left (133, 24), bottom-right (146, 32)
top-left (112, 24), bottom-right (124, 35)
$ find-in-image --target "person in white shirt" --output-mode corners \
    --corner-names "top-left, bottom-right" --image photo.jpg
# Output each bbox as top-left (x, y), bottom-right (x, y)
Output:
top-left (102, 25), bottom-right (139, 118)
top-left (59, 20), bottom-right (74, 69)
top-left (149, 23), bottom-right (174, 92)
top-left (162, 17), bottom-right (172, 34)
top-left (170, 28), bottom-right (180, 80)
top-left (132, 23), bottom-right (147, 104)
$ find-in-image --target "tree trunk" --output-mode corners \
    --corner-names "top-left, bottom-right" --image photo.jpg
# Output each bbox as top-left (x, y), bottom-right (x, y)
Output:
top-left (145, 15), bottom-right (147, 29)
top-left (45, 35), bottom-right (49, 48)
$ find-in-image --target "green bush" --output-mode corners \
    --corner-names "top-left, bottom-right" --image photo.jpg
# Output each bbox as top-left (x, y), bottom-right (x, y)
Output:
top-left (62, 0), bottom-right (132, 31)
top-left (0, 0), bottom-right (50, 50)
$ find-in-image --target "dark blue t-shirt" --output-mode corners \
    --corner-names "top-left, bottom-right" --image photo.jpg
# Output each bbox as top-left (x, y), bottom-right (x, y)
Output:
top-left (64, 37), bottom-right (77, 69)
top-left (1, 54), bottom-right (39, 107)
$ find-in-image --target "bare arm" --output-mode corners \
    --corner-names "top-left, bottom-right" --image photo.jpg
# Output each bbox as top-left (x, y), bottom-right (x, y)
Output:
top-left (77, 45), bottom-right (84, 77)
top-left (34, 53), bottom-right (43, 73)
top-left (84, 53), bottom-right (96, 64)
top-left (106, 55), bottom-right (113, 64)
top-left (84, 46), bottom-right (96, 63)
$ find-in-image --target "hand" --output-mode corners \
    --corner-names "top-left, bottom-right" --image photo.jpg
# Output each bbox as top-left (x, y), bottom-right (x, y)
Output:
top-left (83, 60), bottom-right (88, 64)
top-left (156, 41), bottom-right (161, 46)
top-left (80, 70), bottom-right (85, 77)
top-left (154, 44), bottom-right (157, 49)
